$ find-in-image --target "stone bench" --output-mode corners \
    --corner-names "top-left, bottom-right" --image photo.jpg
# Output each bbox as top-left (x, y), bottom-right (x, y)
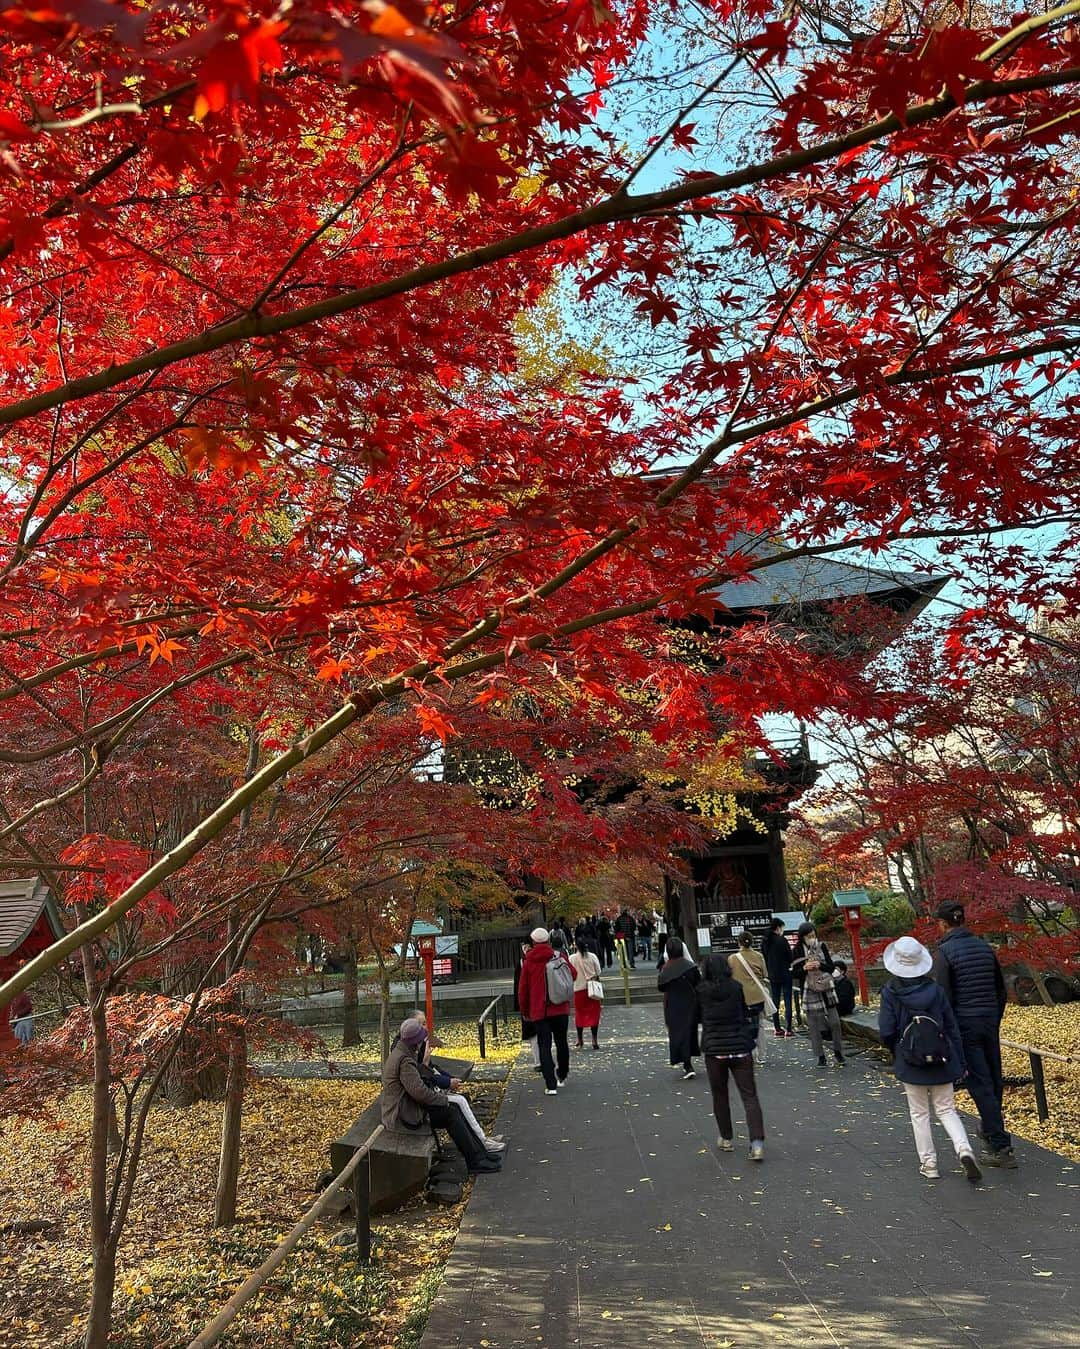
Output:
top-left (328, 1056), bottom-right (475, 1214)
top-left (330, 1100), bottom-right (436, 1214)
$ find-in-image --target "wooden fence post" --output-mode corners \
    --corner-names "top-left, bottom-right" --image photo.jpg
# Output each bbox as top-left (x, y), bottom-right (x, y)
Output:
top-left (353, 1151), bottom-right (372, 1263)
top-left (1029, 1051), bottom-right (1050, 1122)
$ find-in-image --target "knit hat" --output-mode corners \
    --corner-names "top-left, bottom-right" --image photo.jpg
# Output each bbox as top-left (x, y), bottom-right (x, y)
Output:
top-left (399, 1018), bottom-right (427, 1047)
top-left (797, 921), bottom-right (816, 937)
top-left (530, 927), bottom-right (550, 943)
top-left (883, 936), bottom-right (933, 978)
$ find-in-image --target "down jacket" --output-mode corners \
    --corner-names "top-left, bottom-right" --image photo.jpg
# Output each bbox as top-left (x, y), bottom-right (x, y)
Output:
top-left (931, 927), bottom-right (1007, 1025)
top-left (697, 974), bottom-right (756, 1058)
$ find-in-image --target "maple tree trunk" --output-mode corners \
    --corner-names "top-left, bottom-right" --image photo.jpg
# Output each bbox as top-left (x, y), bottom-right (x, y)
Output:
top-left (106, 1092), bottom-right (122, 1155)
top-left (213, 1032), bottom-right (248, 1228)
top-left (379, 970), bottom-right (392, 1062)
top-left (84, 995), bottom-right (117, 1349)
top-left (341, 942), bottom-right (360, 1048)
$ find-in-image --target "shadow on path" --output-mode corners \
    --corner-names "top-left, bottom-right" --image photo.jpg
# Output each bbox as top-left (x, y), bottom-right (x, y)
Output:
top-left (419, 1005), bottom-right (1080, 1348)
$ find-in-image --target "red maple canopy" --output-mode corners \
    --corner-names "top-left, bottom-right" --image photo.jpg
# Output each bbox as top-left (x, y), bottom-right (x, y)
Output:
top-left (0, 0), bottom-right (1078, 1001)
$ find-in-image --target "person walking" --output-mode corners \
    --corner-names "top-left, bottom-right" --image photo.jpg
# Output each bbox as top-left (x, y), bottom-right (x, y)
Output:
top-left (514, 937), bottom-right (543, 1072)
top-left (614, 908), bottom-right (637, 967)
top-left (730, 930), bottom-right (771, 1059)
top-left (762, 917), bottom-right (795, 1037)
top-left (793, 921), bottom-right (844, 1067)
top-left (879, 936), bottom-right (982, 1183)
top-left (931, 900), bottom-right (1015, 1168)
top-left (381, 1019), bottom-right (501, 1173)
top-left (638, 914), bottom-right (655, 964)
top-left (570, 935), bottom-right (603, 1049)
top-left (518, 927), bottom-right (574, 1094)
top-left (658, 937), bottom-right (701, 1079)
top-left (596, 913), bottom-right (614, 969)
top-left (698, 953), bottom-right (766, 1160)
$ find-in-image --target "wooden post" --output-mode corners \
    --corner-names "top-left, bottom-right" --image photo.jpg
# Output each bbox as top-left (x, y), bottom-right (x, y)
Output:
top-left (478, 1018), bottom-right (486, 1060)
top-left (353, 1152), bottom-right (372, 1263)
top-left (422, 945), bottom-right (435, 1035)
top-left (844, 910), bottom-right (870, 1007)
top-left (187, 1125), bottom-right (383, 1349)
top-left (617, 938), bottom-right (631, 1006)
top-left (1030, 1050), bottom-right (1050, 1121)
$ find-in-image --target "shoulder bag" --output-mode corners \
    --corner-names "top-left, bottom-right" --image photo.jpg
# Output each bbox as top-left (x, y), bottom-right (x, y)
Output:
top-left (734, 951), bottom-right (777, 1018)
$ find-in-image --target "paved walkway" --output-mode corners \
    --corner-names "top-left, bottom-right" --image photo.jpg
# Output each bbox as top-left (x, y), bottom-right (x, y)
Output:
top-left (421, 1004), bottom-right (1080, 1349)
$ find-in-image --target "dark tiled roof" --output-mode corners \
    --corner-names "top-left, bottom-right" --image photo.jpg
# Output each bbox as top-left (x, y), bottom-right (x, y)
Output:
top-left (706, 537), bottom-right (946, 614)
top-left (0, 876), bottom-right (62, 956)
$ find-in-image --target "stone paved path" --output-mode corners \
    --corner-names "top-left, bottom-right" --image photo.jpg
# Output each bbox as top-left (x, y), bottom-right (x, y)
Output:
top-left (420, 1004), bottom-right (1080, 1348)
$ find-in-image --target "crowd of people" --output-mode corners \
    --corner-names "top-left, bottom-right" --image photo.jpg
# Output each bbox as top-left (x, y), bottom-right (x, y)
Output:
top-left (542, 909), bottom-right (657, 970)
top-left (380, 900), bottom-right (1016, 1187)
top-left (652, 901), bottom-right (1016, 1178)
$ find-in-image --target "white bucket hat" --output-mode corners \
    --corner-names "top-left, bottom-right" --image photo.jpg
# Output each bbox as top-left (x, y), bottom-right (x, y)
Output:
top-left (883, 935), bottom-right (932, 978)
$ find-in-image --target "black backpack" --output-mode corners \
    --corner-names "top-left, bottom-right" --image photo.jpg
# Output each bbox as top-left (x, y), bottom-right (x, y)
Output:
top-left (897, 1012), bottom-right (949, 1068)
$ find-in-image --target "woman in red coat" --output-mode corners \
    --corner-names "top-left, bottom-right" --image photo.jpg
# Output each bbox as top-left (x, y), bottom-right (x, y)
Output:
top-left (518, 927), bottom-right (574, 1094)
top-left (570, 934), bottom-right (603, 1049)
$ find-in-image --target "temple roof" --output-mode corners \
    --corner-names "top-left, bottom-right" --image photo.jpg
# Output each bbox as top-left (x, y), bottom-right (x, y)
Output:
top-left (0, 876), bottom-right (63, 957)
top-left (705, 537), bottom-right (946, 618)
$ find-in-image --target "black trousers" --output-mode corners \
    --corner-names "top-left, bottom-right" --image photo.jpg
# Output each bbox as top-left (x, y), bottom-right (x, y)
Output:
top-left (427, 1101), bottom-right (487, 1166)
top-left (958, 1020), bottom-right (1011, 1152)
top-left (536, 1014), bottom-right (570, 1089)
top-left (706, 1054), bottom-right (765, 1141)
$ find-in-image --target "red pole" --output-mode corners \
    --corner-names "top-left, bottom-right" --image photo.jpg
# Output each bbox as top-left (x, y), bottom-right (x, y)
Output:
top-left (846, 912), bottom-right (869, 1007)
top-left (423, 945), bottom-right (435, 1034)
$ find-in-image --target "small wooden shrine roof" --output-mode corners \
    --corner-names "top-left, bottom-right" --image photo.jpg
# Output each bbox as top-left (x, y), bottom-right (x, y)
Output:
top-left (0, 876), bottom-right (63, 957)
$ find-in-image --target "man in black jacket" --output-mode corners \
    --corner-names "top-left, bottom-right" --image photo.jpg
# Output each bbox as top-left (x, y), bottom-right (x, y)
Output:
top-left (614, 908), bottom-right (637, 967)
top-left (931, 901), bottom-right (1015, 1168)
top-left (762, 918), bottom-right (795, 1037)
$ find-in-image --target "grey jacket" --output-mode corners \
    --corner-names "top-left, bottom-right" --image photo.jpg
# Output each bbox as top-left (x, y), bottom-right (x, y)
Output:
top-left (380, 1039), bottom-right (448, 1132)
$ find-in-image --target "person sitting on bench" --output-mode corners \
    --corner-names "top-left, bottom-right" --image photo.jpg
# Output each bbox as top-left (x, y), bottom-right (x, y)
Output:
top-left (381, 1018), bottom-right (502, 1174)
top-left (406, 1010), bottom-right (507, 1154)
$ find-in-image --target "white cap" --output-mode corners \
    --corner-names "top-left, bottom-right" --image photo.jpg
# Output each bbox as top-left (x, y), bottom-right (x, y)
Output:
top-left (530, 927), bottom-right (550, 943)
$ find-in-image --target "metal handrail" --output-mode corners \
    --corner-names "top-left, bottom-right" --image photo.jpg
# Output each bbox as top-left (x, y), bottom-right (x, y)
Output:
top-left (477, 993), bottom-right (503, 1060)
top-left (187, 1124), bottom-right (384, 1349)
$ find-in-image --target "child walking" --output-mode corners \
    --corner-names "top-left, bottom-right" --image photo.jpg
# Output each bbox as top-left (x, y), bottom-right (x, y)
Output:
top-left (878, 936), bottom-right (982, 1183)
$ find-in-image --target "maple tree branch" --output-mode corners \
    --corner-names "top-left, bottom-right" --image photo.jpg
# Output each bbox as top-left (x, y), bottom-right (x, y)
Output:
top-left (2, 314), bottom-right (1079, 1002)
top-left (0, 651), bottom-right (250, 843)
top-left (3, 64), bottom-right (1080, 430)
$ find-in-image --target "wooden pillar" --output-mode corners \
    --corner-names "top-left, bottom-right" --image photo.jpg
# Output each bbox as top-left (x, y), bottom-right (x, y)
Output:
top-left (678, 880), bottom-right (699, 959)
top-left (767, 829), bottom-right (788, 909)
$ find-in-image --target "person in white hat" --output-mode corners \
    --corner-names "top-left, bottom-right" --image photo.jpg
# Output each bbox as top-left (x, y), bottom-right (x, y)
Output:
top-left (517, 927), bottom-right (574, 1093)
top-left (878, 936), bottom-right (982, 1182)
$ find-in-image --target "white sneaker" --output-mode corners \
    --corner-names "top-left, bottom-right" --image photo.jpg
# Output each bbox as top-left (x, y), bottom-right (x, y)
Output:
top-left (682, 1069), bottom-right (696, 1080)
top-left (718, 1136), bottom-right (734, 1152)
top-left (919, 1162), bottom-right (939, 1179)
top-left (749, 1140), bottom-right (765, 1162)
top-left (545, 1088), bottom-right (558, 1096)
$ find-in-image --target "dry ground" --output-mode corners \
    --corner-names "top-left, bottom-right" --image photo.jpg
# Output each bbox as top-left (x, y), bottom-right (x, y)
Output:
top-left (0, 1020), bottom-right (514, 1349)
